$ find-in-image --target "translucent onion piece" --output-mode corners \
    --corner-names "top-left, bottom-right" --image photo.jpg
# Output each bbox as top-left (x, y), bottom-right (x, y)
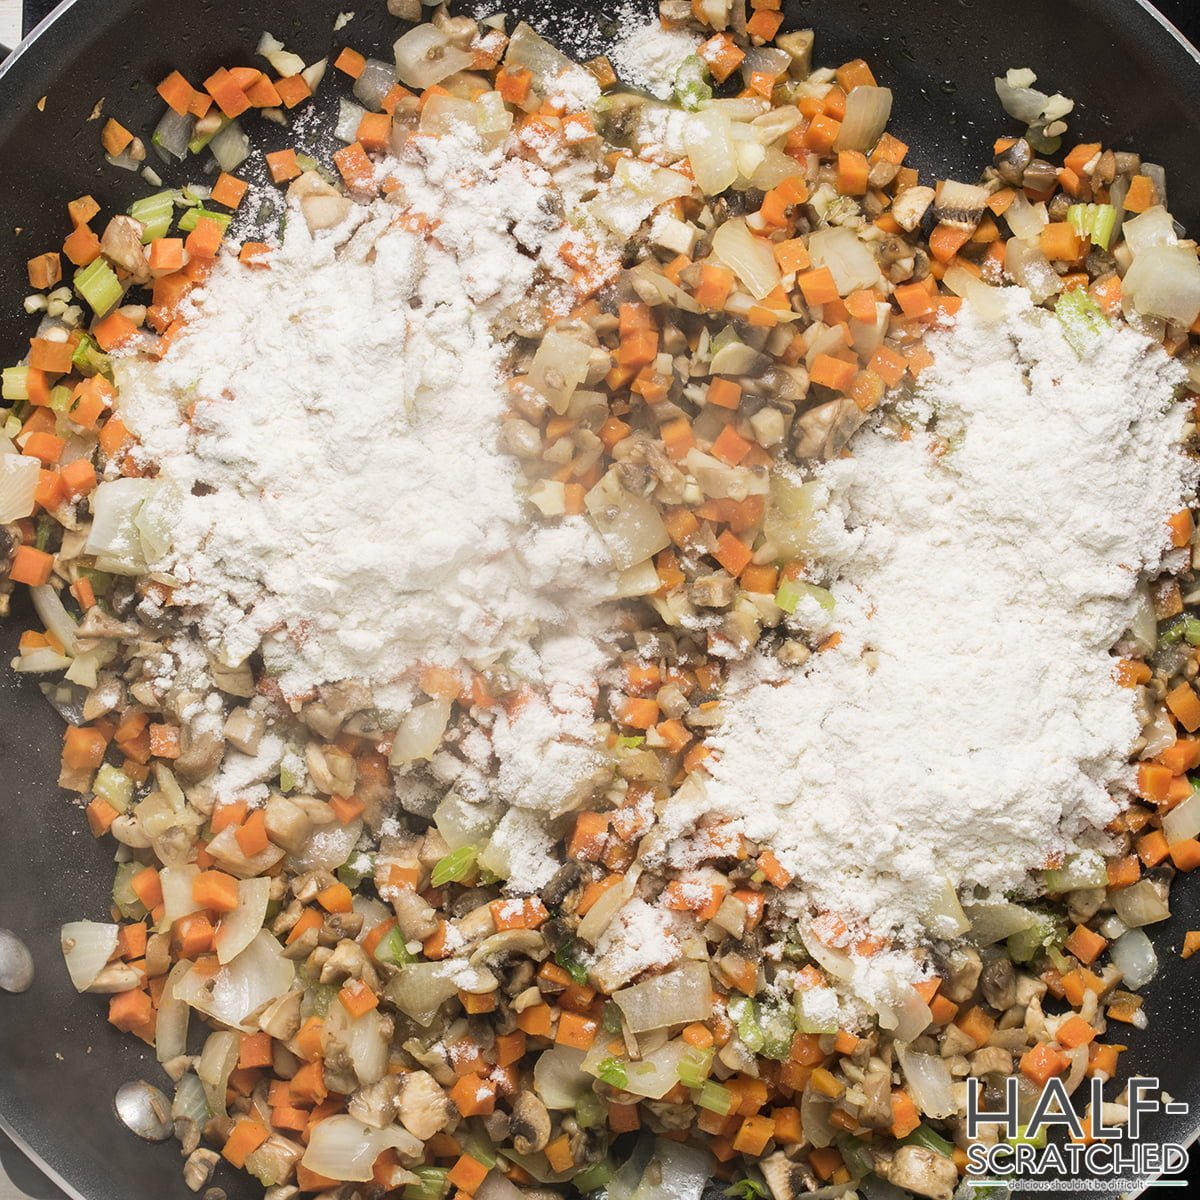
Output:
top-left (800, 1082), bottom-right (836, 1148)
top-left (684, 109), bottom-right (738, 197)
top-left (1005, 237), bottom-right (1062, 304)
top-left (389, 699), bottom-right (451, 766)
top-left (942, 264), bottom-right (1012, 324)
top-left (12, 647), bottom-right (72, 673)
top-left (60, 921), bottom-right (119, 991)
top-left (807, 227), bottom-right (882, 294)
top-left (326, 1001), bottom-right (390, 1087)
top-left (159, 864), bottom-right (202, 927)
top-left (994, 71), bottom-right (1074, 125)
top-left (176, 930), bottom-right (294, 1031)
top-left (1110, 879), bottom-right (1170, 929)
top-left (764, 472), bottom-right (819, 559)
top-left (1122, 244), bottom-right (1200, 327)
top-left (287, 818), bottom-right (362, 874)
top-left (585, 469), bottom-right (671, 570)
top-left (302, 1115), bottom-right (421, 1182)
top-left (712, 217), bottom-right (781, 300)
top-left (85, 478), bottom-right (159, 575)
top-left (353, 58), bottom-right (398, 111)
top-left (1110, 928), bottom-right (1158, 990)
top-left (962, 902), bottom-right (1038, 946)
top-left (1164, 789), bottom-right (1200, 845)
top-left (209, 120), bottom-right (250, 172)
top-left (645, 1140), bottom-right (713, 1200)
top-left (394, 25), bottom-right (473, 90)
top-left (619, 1039), bottom-right (695, 1099)
top-left (475, 1174), bottom-right (526, 1200)
top-left (334, 97), bottom-right (367, 144)
top-left (215, 877), bottom-right (271, 965)
top-left (31, 585), bottom-right (78, 656)
top-left (152, 107), bottom-right (195, 161)
top-left (1121, 206), bottom-right (1178, 256)
top-left (503, 22), bottom-right (594, 98)
top-left (834, 86), bottom-right (893, 153)
top-left (895, 1043), bottom-right (956, 1118)
top-left (529, 331), bottom-right (594, 415)
top-left (156, 960), bottom-right (192, 1062)
top-left (385, 961), bottom-right (497, 1026)
top-left (206, 824), bottom-right (287, 878)
top-left (171, 1072), bottom-right (209, 1124)
top-left (257, 32), bottom-right (306, 79)
top-left (0, 454), bottom-right (39, 523)
top-left (613, 960), bottom-right (713, 1033)
top-left (196, 1030), bottom-right (239, 1118)
top-left (577, 869), bottom-right (638, 944)
top-left (1004, 190), bottom-right (1049, 241)
top-left (922, 879), bottom-right (972, 939)
top-left (533, 1046), bottom-right (591, 1109)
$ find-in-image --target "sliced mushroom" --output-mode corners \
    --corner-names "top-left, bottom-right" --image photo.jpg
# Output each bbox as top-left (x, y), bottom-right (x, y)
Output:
top-left (398, 1071), bottom-right (452, 1140)
top-left (510, 1090), bottom-right (552, 1154)
top-left (932, 179), bottom-right (989, 230)
top-left (886, 1145), bottom-right (959, 1200)
top-left (993, 137), bottom-right (1033, 185)
top-left (100, 216), bottom-right (150, 285)
top-left (891, 185), bottom-right (936, 233)
top-left (348, 1076), bottom-right (403, 1130)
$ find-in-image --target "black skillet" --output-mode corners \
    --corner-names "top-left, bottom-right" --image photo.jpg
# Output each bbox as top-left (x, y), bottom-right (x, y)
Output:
top-left (0, 2), bottom-right (1199, 1198)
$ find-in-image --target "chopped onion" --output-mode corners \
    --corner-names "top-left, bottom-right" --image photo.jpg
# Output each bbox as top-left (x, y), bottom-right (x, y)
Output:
top-left (353, 58), bottom-right (397, 110)
top-left (326, 1000), bottom-right (390, 1086)
top-left (882, 987), bottom-right (934, 1043)
top-left (303, 1116), bottom-right (421, 1182)
top-left (257, 32), bottom-right (306, 79)
top-left (196, 1030), bottom-right (239, 1118)
top-left (1110, 928), bottom-right (1159, 990)
top-left (503, 22), bottom-right (592, 98)
top-left (85, 478), bottom-right (160, 575)
top-left (529, 331), bottom-right (594, 415)
top-left (577, 868), bottom-right (638, 944)
top-left (1127, 583), bottom-right (1158, 656)
top-left (155, 960), bottom-right (192, 1062)
top-left (1164, 789), bottom-right (1200, 844)
top-left (942, 264), bottom-right (1012, 324)
top-left (807, 226), bottom-right (882, 294)
top-left (922, 878), bottom-right (971, 938)
top-left (31, 585), bottom-right (78, 656)
top-left (206, 824), bottom-right (287, 878)
top-left (152, 108), bottom-right (195, 161)
top-left (171, 1072), bottom-right (209, 1124)
top-left (385, 961), bottom-right (496, 1026)
top-left (963, 901), bottom-right (1038, 945)
top-left (301, 58), bottom-right (328, 95)
top-left (1110, 879), bottom-right (1170, 929)
top-left (585, 469), bottom-right (671, 569)
top-left (209, 120), bottom-right (250, 173)
top-left (994, 69), bottom-right (1074, 125)
top-left (475, 1174), bottom-right (526, 1200)
top-left (613, 960), bottom-right (713, 1033)
top-left (215, 877), bottom-right (271, 965)
top-left (1122, 243), bottom-right (1200, 327)
top-left (764, 473), bottom-right (819, 558)
top-left (0, 453), bottom-right (40, 523)
top-left (712, 217), bottom-right (781, 300)
top-left (389, 699), bottom-right (451, 765)
top-left (533, 1046), bottom-right (591, 1109)
top-left (684, 109), bottom-right (738, 197)
top-left (434, 792), bottom-right (502, 853)
top-left (1005, 237), bottom-right (1062, 304)
top-left (1121, 206), bottom-right (1178, 256)
top-left (1004, 189), bottom-right (1048, 241)
top-left (896, 1042), bottom-right (955, 1118)
top-left (647, 1140), bottom-right (712, 1200)
top-left (12, 647), bottom-right (71, 673)
top-left (60, 921), bottom-right (119, 991)
top-left (800, 1082), bottom-right (836, 1148)
top-left (615, 157), bottom-right (694, 207)
top-left (159, 864), bottom-right (202, 927)
top-left (394, 24), bottom-right (474, 90)
top-left (420, 93), bottom-right (478, 136)
top-left (334, 97), bottom-right (367, 143)
top-left (175, 930), bottom-right (294, 1030)
top-left (617, 1039), bottom-right (695, 1099)
top-left (287, 818), bottom-right (363, 873)
top-left (834, 85), bottom-right (892, 153)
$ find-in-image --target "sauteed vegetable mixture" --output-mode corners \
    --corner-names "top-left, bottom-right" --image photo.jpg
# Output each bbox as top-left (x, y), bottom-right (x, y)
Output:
top-left (3, 3), bottom-right (1200, 1199)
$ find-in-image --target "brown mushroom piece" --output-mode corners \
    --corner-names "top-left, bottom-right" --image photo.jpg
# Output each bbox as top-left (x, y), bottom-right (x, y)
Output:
top-left (100, 216), bottom-right (151, 285)
top-left (932, 180), bottom-right (989, 231)
top-left (759, 1151), bottom-right (817, 1200)
top-left (979, 952), bottom-right (1017, 1011)
top-left (397, 1071), bottom-right (452, 1141)
top-left (886, 1145), bottom-right (959, 1200)
top-left (348, 1076), bottom-right (403, 1130)
top-left (993, 137), bottom-right (1033, 185)
top-left (510, 1090), bottom-right (552, 1155)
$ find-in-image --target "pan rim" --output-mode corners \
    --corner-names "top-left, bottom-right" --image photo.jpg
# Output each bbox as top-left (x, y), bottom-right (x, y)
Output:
top-left (0, 1), bottom-right (1197, 1199)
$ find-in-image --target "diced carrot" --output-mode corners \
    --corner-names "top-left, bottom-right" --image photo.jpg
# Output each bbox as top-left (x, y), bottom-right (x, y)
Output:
top-left (265, 148), bottom-right (301, 184)
top-left (556, 1011), bottom-right (599, 1050)
top-left (62, 224), bottom-right (102, 268)
top-left (85, 796), bottom-right (119, 836)
top-left (1056, 1015), bottom-right (1096, 1049)
top-left (27, 252), bottom-right (62, 290)
top-left (147, 238), bottom-right (185, 273)
top-left (62, 724), bottom-right (107, 770)
top-left (713, 530), bottom-right (753, 578)
top-left (1021, 1042), bottom-right (1069, 1086)
top-left (192, 870), bottom-right (240, 913)
top-left (809, 353), bottom-right (858, 393)
top-left (338, 978), bottom-right (380, 1018)
top-left (1106, 854), bottom-right (1141, 890)
top-left (211, 172), bottom-right (249, 210)
top-left (1064, 924), bottom-right (1108, 965)
top-left (1137, 762), bottom-right (1174, 803)
top-left (708, 378), bottom-right (743, 410)
top-left (316, 881), bottom-right (354, 913)
top-left (28, 337), bottom-right (74, 375)
top-left (447, 1155), bottom-right (489, 1194)
top-left (10, 544), bottom-right (54, 587)
top-left (1123, 174), bottom-right (1156, 213)
top-left (108, 988), bottom-right (152, 1032)
top-left (697, 33), bottom-right (745, 83)
top-left (774, 237), bottom-right (811, 275)
top-left (333, 141), bottom-right (376, 192)
top-left (235, 808), bottom-right (269, 857)
top-left (211, 800), bottom-right (248, 833)
top-left (890, 1089), bottom-right (921, 1138)
top-left (929, 222), bottom-right (972, 263)
top-left (1040, 221), bottom-right (1085, 261)
top-left (185, 217), bottom-right (225, 260)
top-left (694, 263), bottom-right (735, 310)
top-left (954, 1005), bottom-right (995, 1048)
top-left (757, 849), bottom-right (793, 888)
top-left (203, 68), bottom-right (250, 118)
top-left (449, 1073), bottom-right (497, 1117)
top-left (711, 424), bottom-right (753, 466)
top-left (1167, 683), bottom-right (1200, 733)
top-left (356, 112), bottom-right (392, 153)
top-left (157, 70), bottom-right (197, 115)
top-left (732, 1113), bottom-right (774, 1155)
top-left (516, 1003), bottom-right (553, 1038)
top-left (238, 1031), bottom-right (274, 1070)
top-left (101, 119), bottom-right (134, 156)
top-left (618, 696), bottom-right (660, 729)
top-left (223, 1119), bottom-right (270, 1168)
top-left (274, 74), bottom-right (312, 109)
top-left (836, 149), bottom-right (869, 196)
top-left (1168, 508), bottom-right (1195, 549)
top-left (803, 114), bottom-right (842, 152)
top-left (496, 66), bottom-right (533, 104)
top-left (893, 282), bottom-right (936, 318)
top-left (334, 47), bottom-right (367, 78)
top-left (1169, 838), bottom-right (1200, 871)
top-left (746, 8), bottom-right (784, 40)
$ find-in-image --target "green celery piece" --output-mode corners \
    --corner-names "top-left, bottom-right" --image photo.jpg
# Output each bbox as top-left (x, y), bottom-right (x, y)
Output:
top-left (336, 853), bottom-right (374, 889)
top-left (188, 115), bottom-right (230, 155)
top-left (728, 995), bottom-right (765, 1053)
top-left (431, 844), bottom-right (477, 887)
top-left (756, 998), bottom-right (795, 1060)
top-left (615, 734), bottom-right (645, 749)
top-left (49, 385), bottom-right (74, 415)
top-left (74, 258), bottom-right (124, 316)
top-left (595, 1056), bottom-right (628, 1088)
top-left (903, 1123), bottom-right (956, 1157)
top-left (775, 578), bottom-right (835, 616)
top-left (675, 55), bottom-right (713, 111)
top-left (402, 1167), bottom-right (450, 1200)
top-left (677, 1045), bottom-right (714, 1088)
top-left (178, 206), bottom-right (233, 235)
top-left (1007, 1122), bottom-right (1048, 1149)
top-left (1042, 853), bottom-right (1106, 892)
top-left (725, 1179), bottom-right (769, 1200)
top-left (278, 764), bottom-right (298, 793)
top-left (698, 1079), bottom-right (734, 1115)
top-left (1056, 288), bottom-right (1109, 357)
top-left (71, 333), bottom-right (112, 380)
top-left (1184, 617), bottom-right (1200, 646)
top-left (554, 939), bottom-right (591, 985)
top-left (93, 764), bottom-right (133, 812)
top-left (128, 191), bottom-right (177, 242)
top-left (1007, 915), bottom-right (1059, 964)
top-left (302, 982), bottom-right (338, 1018)
top-left (34, 516), bottom-right (53, 552)
top-left (601, 1000), bottom-right (623, 1033)
top-left (374, 925), bottom-right (415, 967)
top-left (573, 1159), bottom-right (615, 1191)
top-left (575, 1090), bottom-right (607, 1129)
top-left (112, 861), bottom-right (148, 920)
top-left (1, 366), bottom-right (30, 402)
top-left (295, 151), bottom-right (320, 174)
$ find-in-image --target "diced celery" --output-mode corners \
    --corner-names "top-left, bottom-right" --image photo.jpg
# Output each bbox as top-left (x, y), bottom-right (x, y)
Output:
top-left (71, 333), bottom-right (112, 379)
top-left (674, 55), bottom-right (713, 111)
top-left (403, 1167), bottom-right (450, 1200)
top-left (1, 366), bottom-right (30, 401)
top-left (840, 1137), bottom-right (875, 1179)
top-left (374, 925), bottom-right (415, 967)
top-left (188, 115), bottom-right (230, 155)
top-left (296, 151), bottom-right (320, 174)
top-left (301, 982), bottom-right (337, 1017)
top-left (615, 734), bottom-right (645, 749)
top-left (698, 1079), bottom-right (733, 1115)
top-left (903, 1123), bottom-right (956, 1157)
top-left (575, 1090), bottom-right (607, 1129)
top-left (278, 764), bottom-right (297, 793)
top-left (1042, 853), bottom-right (1107, 893)
top-left (728, 995), bottom-right (764, 1053)
top-left (1007, 1122), bottom-right (1048, 1149)
top-left (595, 1056), bottom-right (628, 1088)
top-left (1007, 914), bottom-right (1061, 964)
top-left (601, 1000), bottom-right (622, 1033)
top-left (128, 191), bottom-right (177, 242)
top-left (1066, 201), bottom-right (1117, 251)
top-left (49, 385), bottom-right (74, 415)
top-left (554, 938), bottom-right (590, 985)
top-left (1056, 288), bottom-right (1109, 356)
top-left (177, 207), bottom-right (233, 235)
top-left (677, 1046), bottom-right (714, 1088)
top-left (112, 861), bottom-right (148, 919)
top-left (460, 1132), bottom-right (497, 1168)
top-left (431, 844), bottom-right (476, 886)
top-left (776, 578), bottom-right (835, 616)
top-left (573, 1159), bottom-right (615, 1191)
top-left (336, 852), bottom-right (374, 889)
top-left (4, 414), bottom-right (20, 439)
top-left (74, 259), bottom-right (124, 316)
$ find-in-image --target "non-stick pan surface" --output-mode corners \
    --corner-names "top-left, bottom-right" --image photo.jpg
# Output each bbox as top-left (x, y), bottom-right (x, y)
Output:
top-left (0, 2), bottom-right (1199, 1198)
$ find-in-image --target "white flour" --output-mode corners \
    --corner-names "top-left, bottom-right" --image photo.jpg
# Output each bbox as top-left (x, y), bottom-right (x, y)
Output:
top-left (116, 126), bottom-right (615, 711)
top-left (609, 15), bottom-right (700, 100)
top-left (661, 290), bottom-right (1195, 942)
